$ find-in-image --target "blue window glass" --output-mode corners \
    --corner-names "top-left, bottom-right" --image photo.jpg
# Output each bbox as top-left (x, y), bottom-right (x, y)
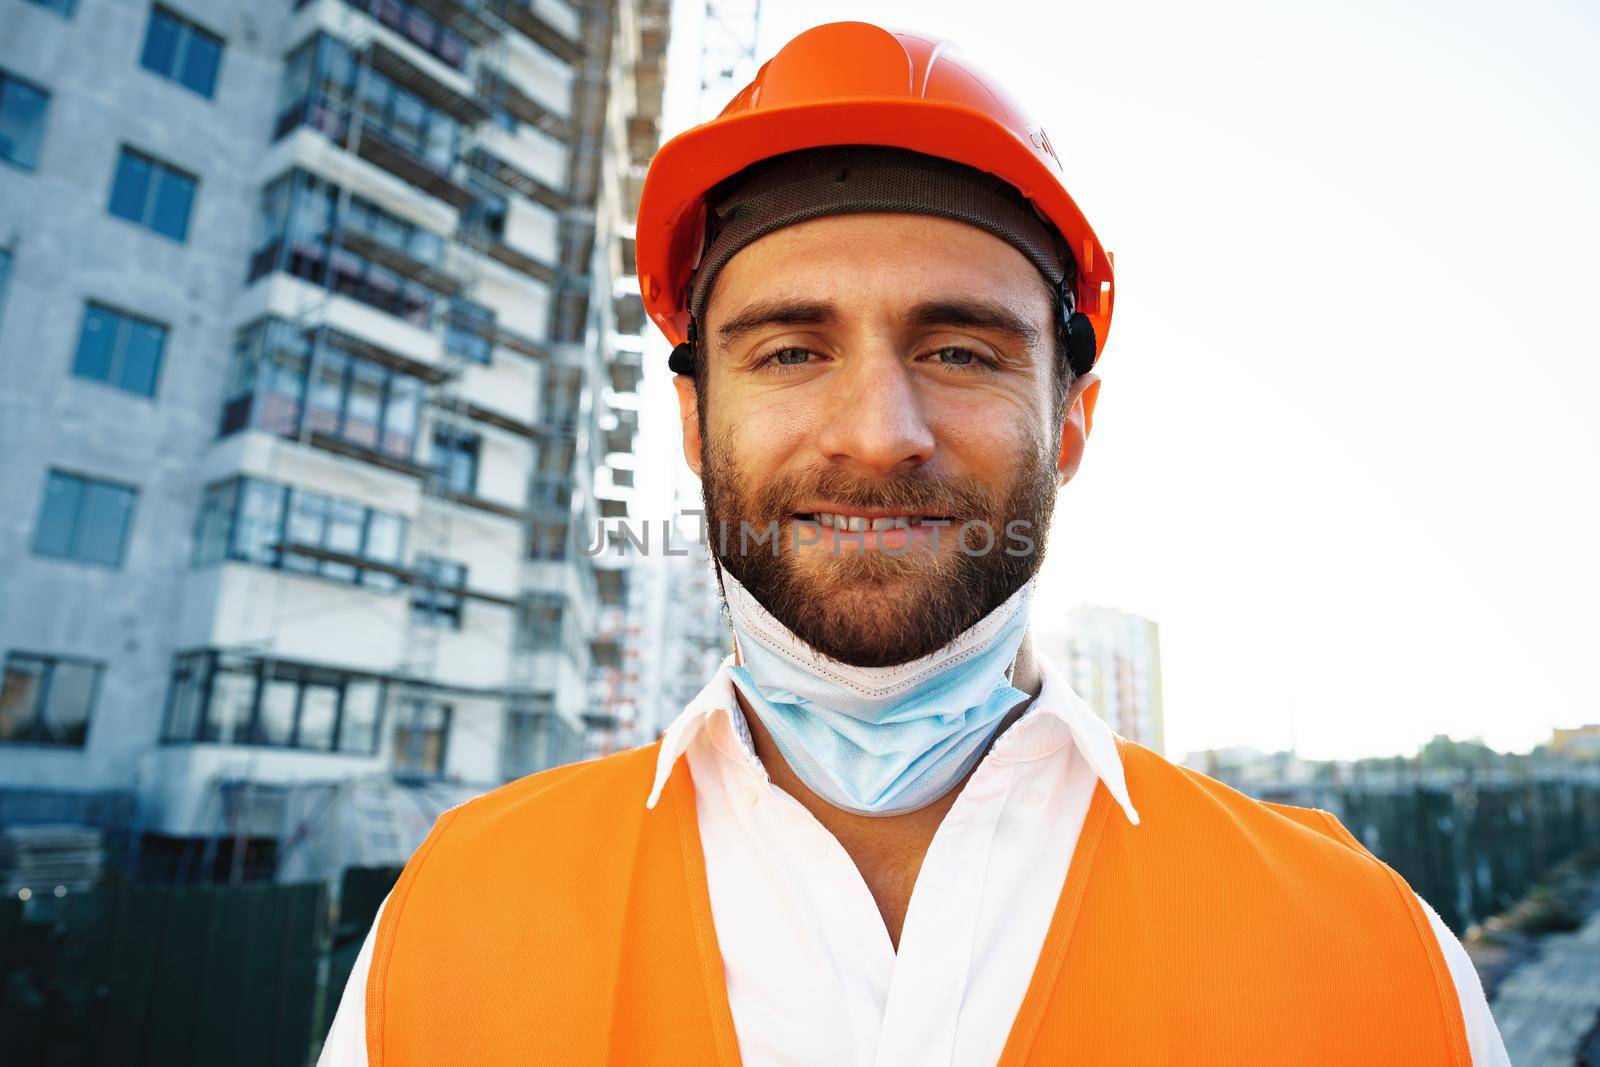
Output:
top-left (109, 147), bottom-right (196, 241)
top-left (77, 483), bottom-right (138, 566)
top-left (0, 248), bottom-right (13, 329)
top-left (431, 426), bottom-right (480, 495)
top-left (22, 0), bottom-right (75, 16)
top-left (140, 11), bottom-right (181, 78)
top-left (151, 165), bottom-right (196, 240)
top-left (72, 305), bottom-right (118, 382)
top-left (0, 70), bottom-right (50, 170)
top-left (194, 475), bottom-right (406, 589)
top-left (32, 471), bottom-right (138, 568)
top-left (108, 149), bottom-right (153, 221)
top-left (72, 302), bottom-right (167, 397)
top-left (444, 299), bottom-right (494, 364)
top-left (32, 473), bottom-right (82, 559)
top-left (140, 7), bottom-right (224, 99)
top-left (181, 33), bottom-right (223, 97)
top-left (122, 318), bottom-right (166, 395)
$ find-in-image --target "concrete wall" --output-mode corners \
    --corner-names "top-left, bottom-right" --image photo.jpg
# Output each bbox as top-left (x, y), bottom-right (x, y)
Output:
top-left (0, 0), bottom-right (285, 792)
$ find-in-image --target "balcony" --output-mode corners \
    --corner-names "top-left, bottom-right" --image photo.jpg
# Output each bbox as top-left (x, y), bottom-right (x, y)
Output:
top-left (458, 205), bottom-right (561, 286)
top-left (279, 99), bottom-right (477, 209)
top-left (477, 69), bottom-right (574, 142)
top-left (601, 408), bottom-right (637, 456)
top-left (403, 0), bottom-right (500, 43)
top-left (612, 290), bottom-right (645, 335)
top-left (354, 122), bottom-right (476, 209)
top-left (360, 37), bottom-right (487, 125)
top-left (606, 349), bottom-right (642, 394)
top-left (339, 218), bottom-right (462, 298)
top-left (465, 146), bottom-right (567, 212)
top-left (501, 0), bottom-right (584, 64)
top-left (595, 567), bottom-right (627, 609)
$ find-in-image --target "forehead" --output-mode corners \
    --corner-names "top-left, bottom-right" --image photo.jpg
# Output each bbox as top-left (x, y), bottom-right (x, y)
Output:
top-left (706, 213), bottom-right (1053, 325)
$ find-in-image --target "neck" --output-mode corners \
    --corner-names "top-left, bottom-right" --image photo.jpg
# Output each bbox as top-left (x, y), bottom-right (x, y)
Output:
top-left (732, 628), bottom-right (1042, 951)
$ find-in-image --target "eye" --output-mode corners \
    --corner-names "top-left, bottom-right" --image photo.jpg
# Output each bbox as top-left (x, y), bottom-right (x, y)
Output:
top-left (758, 346), bottom-right (820, 372)
top-left (920, 346), bottom-right (994, 372)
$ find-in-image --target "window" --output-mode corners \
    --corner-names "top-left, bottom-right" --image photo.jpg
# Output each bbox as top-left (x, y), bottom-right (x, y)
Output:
top-left (541, 365), bottom-right (585, 433)
top-left (22, 0), bottom-right (76, 14)
top-left (410, 557), bottom-right (466, 629)
top-left (248, 170), bottom-right (442, 328)
top-left (162, 650), bottom-right (387, 753)
top-left (140, 7), bottom-right (224, 98)
top-left (528, 518), bottom-right (568, 561)
top-left (108, 147), bottom-right (197, 241)
top-left (344, 192), bottom-right (444, 265)
top-left (193, 476), bottom-right (407, 590)
top-left (518, 592), bottom-right (566, 652)
top-left (33, 470), bottom-right (137, 567)
top-left (0, 249), bottom-right (11, 329)
top-left (1, 653), bottom-right (100, 746)
top-left (392, 699), bottom-right (450, 776)
top-left (275, 35), bottom-right (460, 171)
top-left (311, 0), bottom-right (469, 70)
top-left (72, 302), bottom-right (167, 397)
top-left (463, 188), bottom-right (508, 241)
top-left (443, 299), bottom-right (494, 364)
top-left (0, 69), bottom-right (49, 170)
top-left (430, 425), bottom-right (480, 495)
top-left (224, 317), bottom-right (424, 461)
top-left (503, 697), bottom-right (581, 779)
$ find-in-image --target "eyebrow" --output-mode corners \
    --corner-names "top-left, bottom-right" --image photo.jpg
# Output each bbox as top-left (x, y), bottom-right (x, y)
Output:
top-left (904, 299), bottom-right (1042, 347)
top-left (711, 296), bottom-right (1044, 350)
top-left (715, 299), bottom-right (838, 349)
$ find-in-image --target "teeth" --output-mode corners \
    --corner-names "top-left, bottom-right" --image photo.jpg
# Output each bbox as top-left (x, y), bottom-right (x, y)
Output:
top-left (806, 513), bottom-right (942, 532)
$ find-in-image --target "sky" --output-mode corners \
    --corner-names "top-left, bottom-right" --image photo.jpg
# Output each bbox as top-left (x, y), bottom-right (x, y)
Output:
top-left (635, 0), bottom-right (1600, 760)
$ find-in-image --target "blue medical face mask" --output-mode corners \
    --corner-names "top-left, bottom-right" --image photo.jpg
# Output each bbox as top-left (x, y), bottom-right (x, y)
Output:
top-left (722, 571), bottom-right (1034, 817)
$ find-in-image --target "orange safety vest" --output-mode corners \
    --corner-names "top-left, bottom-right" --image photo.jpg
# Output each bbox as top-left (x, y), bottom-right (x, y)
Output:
top-left (365, 739), bottom-right (1471, 1065)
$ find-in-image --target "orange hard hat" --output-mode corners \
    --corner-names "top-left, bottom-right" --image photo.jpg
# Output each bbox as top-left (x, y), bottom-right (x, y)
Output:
top-left (635, 20), bottom-right (1116, 364)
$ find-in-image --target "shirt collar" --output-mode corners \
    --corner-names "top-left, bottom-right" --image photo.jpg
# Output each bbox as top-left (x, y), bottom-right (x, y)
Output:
top-left (646, 650), bottom-right (1140, 826)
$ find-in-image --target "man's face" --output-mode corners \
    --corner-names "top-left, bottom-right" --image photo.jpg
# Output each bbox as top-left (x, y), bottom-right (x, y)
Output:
top-left (675, 213), bottom-right (1098, 667)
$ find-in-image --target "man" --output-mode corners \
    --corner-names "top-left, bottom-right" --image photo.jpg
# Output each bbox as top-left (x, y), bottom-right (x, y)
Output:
top-left (321, 21), bottom-right (1508, 1066)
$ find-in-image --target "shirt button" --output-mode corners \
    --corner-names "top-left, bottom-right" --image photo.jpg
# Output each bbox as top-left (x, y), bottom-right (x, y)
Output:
top-left (735, 784), bottom-right (760, 807)
top-left (1024, 787), bottom-right (1047, 808)
top-left (806, 834), bottom-right (829, 861)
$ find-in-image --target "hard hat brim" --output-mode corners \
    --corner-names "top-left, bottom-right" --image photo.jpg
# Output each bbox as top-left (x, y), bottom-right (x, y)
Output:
top-left (636, 96), bottom-right (1115, 360)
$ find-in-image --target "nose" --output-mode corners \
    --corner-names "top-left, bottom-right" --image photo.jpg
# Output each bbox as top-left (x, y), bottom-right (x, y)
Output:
top-left (813, 351), bottom-right (936, 475)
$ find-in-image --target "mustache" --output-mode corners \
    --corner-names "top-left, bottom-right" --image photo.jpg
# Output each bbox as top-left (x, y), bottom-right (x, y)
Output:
top-left (753, 466), bottom-right (1000, 519)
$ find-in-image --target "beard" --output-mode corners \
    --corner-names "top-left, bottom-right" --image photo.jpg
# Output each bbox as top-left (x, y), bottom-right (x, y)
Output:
top-left (700, 429), bottom-right (1060, 668)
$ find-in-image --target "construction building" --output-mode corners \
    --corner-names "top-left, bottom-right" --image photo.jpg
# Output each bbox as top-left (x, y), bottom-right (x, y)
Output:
top-left (0, 0), bottom-right (670, 882)
top-left (1037, 604), bottom-right (1166, 753)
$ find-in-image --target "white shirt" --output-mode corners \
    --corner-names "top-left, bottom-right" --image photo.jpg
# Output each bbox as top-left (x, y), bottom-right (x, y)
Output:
top-left (319, 653), bottom-right (1508, 1066)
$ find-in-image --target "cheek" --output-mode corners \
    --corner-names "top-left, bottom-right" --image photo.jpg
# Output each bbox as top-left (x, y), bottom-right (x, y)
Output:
top-left (924, 389), bottom-right (1050, 472)
top-left (706, 390), bottom-right (814, 479)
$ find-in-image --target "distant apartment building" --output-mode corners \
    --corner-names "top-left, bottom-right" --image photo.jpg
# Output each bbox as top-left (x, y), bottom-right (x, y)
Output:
top-left (1549, 724), bottom-right (1600, 760)
top-left (0, 0), bottom-right (669, 880)
top-left (1037, 605), bottom-right (1166, 753)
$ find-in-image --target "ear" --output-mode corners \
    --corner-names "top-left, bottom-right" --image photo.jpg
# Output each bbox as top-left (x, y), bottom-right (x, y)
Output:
top-left (673, 373), bottom-right (704, 477)
top-left (1055, 371), bottom-right (1100, 485)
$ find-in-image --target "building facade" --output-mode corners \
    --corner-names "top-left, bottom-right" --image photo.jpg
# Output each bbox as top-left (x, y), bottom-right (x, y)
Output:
top-left (1037, 604), bottom-right (1166, 753)
top-left (0, 0), bottom-right (668, 880)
